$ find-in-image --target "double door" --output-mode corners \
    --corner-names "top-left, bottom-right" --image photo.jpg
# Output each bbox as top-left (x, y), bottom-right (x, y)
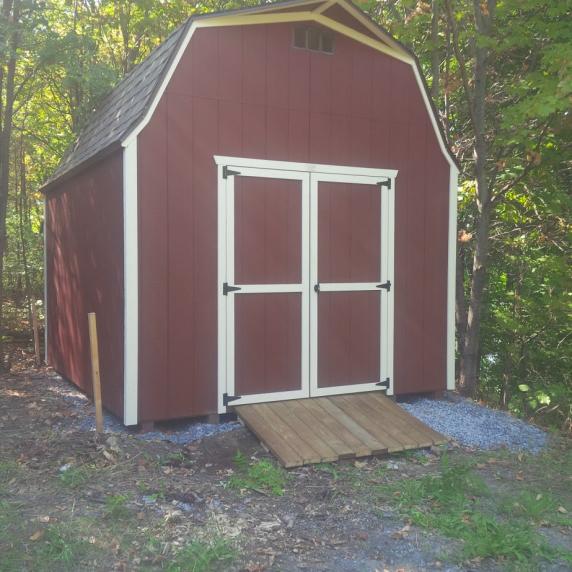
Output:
top-left (216, 157), bottom-right (395, 412)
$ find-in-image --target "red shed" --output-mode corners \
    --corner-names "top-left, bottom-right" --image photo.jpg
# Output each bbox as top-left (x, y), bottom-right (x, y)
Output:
top-left (43, 0), bottom-right (458, 427)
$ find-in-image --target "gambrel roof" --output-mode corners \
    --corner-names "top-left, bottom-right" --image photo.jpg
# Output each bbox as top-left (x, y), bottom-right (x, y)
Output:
top-left (44, 0), bottom-right (457, 191)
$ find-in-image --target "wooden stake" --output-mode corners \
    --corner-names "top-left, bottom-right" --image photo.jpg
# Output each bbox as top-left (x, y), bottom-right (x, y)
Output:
top-left (88, 312), bottom-right (104, 433)
top-left (31, 302), bottom-right (41, 367)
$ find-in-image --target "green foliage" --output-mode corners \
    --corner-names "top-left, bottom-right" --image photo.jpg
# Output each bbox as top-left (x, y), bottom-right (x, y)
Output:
top-left (0, 460), bottom-right (20, 488)
top-left (166, 538), bottom-right (236, 572)
top-left (377, 456), bottom-right (568, 565)
top-left (104, 493), bottom-right (131, 520)
top-left (36, 523), bottom-right (98, 570)
top-left (229, 451), bottom-right (288, 496)
top-left (58, 465), bottom-right (93, 489)
top-left (314, 462), bottom-right (340, 479)
top-left (500, 490), bottom-right (572, 527)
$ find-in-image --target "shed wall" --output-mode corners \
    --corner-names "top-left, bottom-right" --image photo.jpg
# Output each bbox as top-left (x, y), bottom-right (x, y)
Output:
top-left (46, 151), bottom-right (124, 419)
top-left (137, 22), bottom-right (450, 422)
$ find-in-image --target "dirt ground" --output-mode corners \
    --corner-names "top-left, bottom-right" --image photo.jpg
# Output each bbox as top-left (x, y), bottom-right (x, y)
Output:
top-left (1, 364), bottom-right (571, 571)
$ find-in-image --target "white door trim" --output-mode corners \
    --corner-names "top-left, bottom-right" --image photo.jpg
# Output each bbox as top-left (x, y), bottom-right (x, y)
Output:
top-left (218, 165), bottom-right (311, 412)
top-left (309, 172), bottom-right (395, 398)
top-left (214, 156), bottom-right (397, 179)
top-left (217, 157), bottom-right (396, 412)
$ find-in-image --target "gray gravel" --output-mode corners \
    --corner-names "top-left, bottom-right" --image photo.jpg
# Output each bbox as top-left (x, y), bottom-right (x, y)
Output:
top-left (44, 374), bottom-right (547, 453)
top-left (400, 396), bottom-right (548, 453)
top-left (44, 374), bottom-right (240, 444)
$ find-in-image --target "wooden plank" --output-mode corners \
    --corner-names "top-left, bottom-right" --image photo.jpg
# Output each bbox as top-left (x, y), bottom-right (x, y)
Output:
top-left (271, 402), bottom-right (339, 462)
top-left (316, 397), bottom-right (387, 456)
top-left (298, 398), bottom-right (363, 459)
top-left (358, 394), bottom-right (433, 448)
top-left (235, 404), bottom-right (306, 467)
top-left (255, 403), bottom-right (327, 464)
top-left (237, 393), bottom-right (447, 468)
top-left (372, 394), bottom-right (448, 444)
top-left (301, 398), bottom-right (370, 457)
top-left (369, 393), bottom-right (448, 445)
top-left (87, 312), bottom-right (104, 434)
top-left (330, 395), bottom-right (408, 452)
top-left (345, 394), bottom-right (421, 450)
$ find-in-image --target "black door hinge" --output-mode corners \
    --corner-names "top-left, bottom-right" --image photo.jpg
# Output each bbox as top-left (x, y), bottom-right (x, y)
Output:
top-left (223, 393), bottom-right (241, 407)
top-left (378, 178), bottom-right (392, 190)
top-left (223, 166), bottom-right (241, 179)
top-left (314, 283), bottom-right (320, 293)
top-left (377, 280), bottom-right (391, 291)
top-left (376, 377), bottom-right (390, 390)
top-left (223, 282), bottom-right (242, 295)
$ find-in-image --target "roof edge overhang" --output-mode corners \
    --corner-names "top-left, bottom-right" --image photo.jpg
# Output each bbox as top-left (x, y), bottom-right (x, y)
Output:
top-left (40, 141), bottom-right (122, 194)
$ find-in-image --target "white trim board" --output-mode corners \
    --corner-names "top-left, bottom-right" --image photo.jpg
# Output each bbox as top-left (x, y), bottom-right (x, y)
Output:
top-left (214, 155), bottom-right (397, 178)
top-left (43, 195), bottom-right (48, 365)
top-left (123, 139), bottom-right (139, 425)
top-left (447, 166), bottom-right (459, 391)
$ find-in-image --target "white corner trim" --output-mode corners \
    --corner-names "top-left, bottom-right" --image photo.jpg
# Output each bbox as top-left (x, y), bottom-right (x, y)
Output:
top-left (123, 138), bottom-right (139, 425)
top-left (43, 195), bottom-right (48, 365)
top-left (446, 165), bottom-right (458, 391)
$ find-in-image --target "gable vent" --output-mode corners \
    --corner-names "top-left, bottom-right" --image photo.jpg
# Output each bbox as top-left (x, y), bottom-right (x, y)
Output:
top-left (293, 26), bottom-right (334, 54)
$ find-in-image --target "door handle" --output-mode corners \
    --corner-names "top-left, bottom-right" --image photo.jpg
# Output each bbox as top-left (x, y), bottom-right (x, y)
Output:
top-left (314, 283), bottom-right (320, 293)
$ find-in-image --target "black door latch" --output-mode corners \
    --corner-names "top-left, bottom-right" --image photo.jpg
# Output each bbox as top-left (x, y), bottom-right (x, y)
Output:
top-left (223, 282), bottom-right (242, 295)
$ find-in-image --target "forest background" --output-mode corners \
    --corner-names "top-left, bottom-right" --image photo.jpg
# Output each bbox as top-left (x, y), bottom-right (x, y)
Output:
top-left (0, 0), bottom-right (569, 429)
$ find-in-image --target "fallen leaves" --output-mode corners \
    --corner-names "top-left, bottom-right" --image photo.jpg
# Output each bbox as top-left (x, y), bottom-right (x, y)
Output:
top-left (391, 524), bottom-right (411, 539)
top-left (29, 530), bottom-right (44, 541)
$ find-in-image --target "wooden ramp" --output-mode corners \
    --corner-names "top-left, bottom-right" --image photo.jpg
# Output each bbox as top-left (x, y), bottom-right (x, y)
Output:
top-left (234, 393), bottom-right (448, 468)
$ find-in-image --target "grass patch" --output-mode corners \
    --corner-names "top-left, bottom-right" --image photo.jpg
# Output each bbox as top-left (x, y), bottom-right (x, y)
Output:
top-left (500, 490), bottom-right (572, 527)
top-left (378, 455), bottom-right (566, 566)
top-left (104, 493), bottom-right (131, 521)
top-left (39, 524), bottom-right (93, 565)
top-left (167, 538), bottom-right (236, 572)
top-left (314, 463), bottom-right (340, 480)
top-left (0, 499), bottom-right (24, 570)
top-left (58, 465), bottom-right (93, 489)
top-left (0, 461), bottom-right (20, 492)
top-left (229, 451), bottom-right (287, 496)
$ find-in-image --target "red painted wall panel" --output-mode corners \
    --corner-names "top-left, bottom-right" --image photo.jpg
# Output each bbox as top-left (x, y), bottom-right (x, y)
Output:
top-left (137, 22), bottom-right (451, 421)
top-left (46, 151), bottom-right (124, 419)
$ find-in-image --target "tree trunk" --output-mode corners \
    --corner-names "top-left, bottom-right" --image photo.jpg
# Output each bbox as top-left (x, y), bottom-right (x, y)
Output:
top-left (0, 0), bottom-right (21, 370)
top-left (430, 0), bottom-right (440, 99)
top-left (457, 0), bottom-right (496, 396)
top-left (18, 137), bottom-right (40, 365)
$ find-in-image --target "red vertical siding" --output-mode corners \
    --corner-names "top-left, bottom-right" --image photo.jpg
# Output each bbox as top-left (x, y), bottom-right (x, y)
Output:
top-left (46, 151), bottom-right (124, 419)
top-left (137, 22), bottom-right (451, 421)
